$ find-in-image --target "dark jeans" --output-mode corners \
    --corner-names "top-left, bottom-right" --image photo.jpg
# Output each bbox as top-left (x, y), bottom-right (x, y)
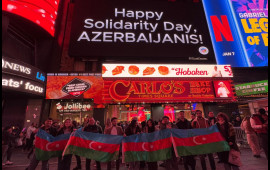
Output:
top-left (107, 152), bottom-right (121, 170)
top-left (6, 146), bottom-right (13, 161)
top-left (165, 150), bottom-right (179, 170)
top-left (27, 153), bottom-right (48, 170)
top-left (147, 162), bottom-right (158, 170)
top-left (24, 138), bottom-right (33, 151)
top-left (75, 155), bottom-right (81, 168)
top-left (183, 156), bottom-right (196, 170)
top-left (258, 133), bottom-right (268, 159)
top-left (199, 154), bottom-right (216, 170)
top-left (58, 154), bottom-right (72, 170)
top-left (86, 159), bottom-right (101, 170)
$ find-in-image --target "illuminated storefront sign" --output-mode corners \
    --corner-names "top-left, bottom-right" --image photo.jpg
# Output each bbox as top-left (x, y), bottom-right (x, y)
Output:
top-left (46, 73), bottom-right (103, 104)
top-left (102, 64), bottom-right (233, 78)
top-left (56, 100), bottom-right (93, 113)
top-left (235, 80), bottom-right (268, 96)
top-left (69, 0), bottom-right (215, 63)
top-left (2, 56), bottom-right (46, 83)
top-left (103, 79), bottom-right (235, 103)
top-left (202, 0), bottom-right (268, 67)
top-left (2, 74), bottom-right (45, 96)
top-left (2, 56), bottom-right (45, 96)
top-left (2, 0), bottom-right (60, 36)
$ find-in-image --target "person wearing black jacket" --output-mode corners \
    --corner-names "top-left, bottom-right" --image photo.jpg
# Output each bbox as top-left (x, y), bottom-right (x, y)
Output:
top-left (57, 119), bottom-right (74, 170)
top-left (176, 112), bottom-right (196, 170)
top-left (2, 126), bottom-right (17, 165)
top-left (216, 112), bottom-right (240, 170)
top-left (26, 118), bottom-right (57, 170)
top-left (83, 117), bottom-right (103, 170)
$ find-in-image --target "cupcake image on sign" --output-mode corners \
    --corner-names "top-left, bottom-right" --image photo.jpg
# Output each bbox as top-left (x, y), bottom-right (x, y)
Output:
top-left (199, 46), bottom-right (209, 55)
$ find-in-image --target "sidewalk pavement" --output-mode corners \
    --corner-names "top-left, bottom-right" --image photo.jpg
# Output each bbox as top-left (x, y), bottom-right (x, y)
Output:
top-left (2, 148), bottom-right (268, 170)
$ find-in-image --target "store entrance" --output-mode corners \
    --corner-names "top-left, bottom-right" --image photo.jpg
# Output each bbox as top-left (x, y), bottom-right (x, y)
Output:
top-left (106, 103), bottom-right (204, 123)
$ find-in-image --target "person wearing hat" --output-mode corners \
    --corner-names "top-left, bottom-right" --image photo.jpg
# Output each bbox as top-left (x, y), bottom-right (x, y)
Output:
top-left (217, 82), bottom-right (230, 97)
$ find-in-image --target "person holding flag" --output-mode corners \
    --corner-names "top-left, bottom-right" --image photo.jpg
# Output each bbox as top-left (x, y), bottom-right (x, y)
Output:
top-left (26, 118), bottom-right (57, 170)
top-left (83, 117), bottom-right (103, 170)
top-left (192, 110), bottom-right (216, 170)
top-left (57, 119), bottom-right (74, 170)
top-left (104, 117), bottom-right (124, 170)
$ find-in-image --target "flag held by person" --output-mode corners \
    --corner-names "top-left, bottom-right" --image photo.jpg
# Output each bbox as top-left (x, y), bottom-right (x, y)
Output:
top-left (123, 129), bottom-right (173, 162)
top-left (35, 129), bottom-right (70, 161)
top-left (171, 125), bottom-right (230, 157)
top-left (63, 129), bottom-right (123, 162)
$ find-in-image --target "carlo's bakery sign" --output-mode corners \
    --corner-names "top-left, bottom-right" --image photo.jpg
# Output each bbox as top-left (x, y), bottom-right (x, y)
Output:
top-left (102, 64), bottom-right (233, 78)
top-left (2, 56), bottom-right (45, 96)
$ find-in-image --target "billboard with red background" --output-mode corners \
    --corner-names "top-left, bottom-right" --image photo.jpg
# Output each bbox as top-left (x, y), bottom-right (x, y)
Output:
top-left (46, 73), bottom-right (103, 104)
top-left (2, 0), bottom-right (60, 36)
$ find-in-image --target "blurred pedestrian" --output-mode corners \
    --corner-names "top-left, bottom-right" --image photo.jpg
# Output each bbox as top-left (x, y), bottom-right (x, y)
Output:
top-left (191, 113), bottom-right (196, 122)
top-left (233, 116), bottom-right (242, 127)
top-left (241, 116), bottom-right (261, 158)
top-left (192, 110), bottom-right (216, 170)
top-left (216, 112), bottom-right (240, 170)
top-left (24, 123), bottom-right (37, 152)
top-left (72, 121), bottom-right (82, 170)
top-left (250, 108), bottom-right (268, 159)
top-left (2, 126), bottom-right (17, 166)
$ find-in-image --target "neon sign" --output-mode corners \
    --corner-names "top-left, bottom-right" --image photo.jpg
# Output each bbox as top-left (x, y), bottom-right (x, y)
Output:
top-left (103, 80), bottom-right (217, 103)
top-left (2, 0), bottom-right (60, 36)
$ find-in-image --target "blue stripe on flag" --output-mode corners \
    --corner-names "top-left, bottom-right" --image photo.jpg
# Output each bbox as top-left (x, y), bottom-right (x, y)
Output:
top-left (37, 129), bottom-right (70, 142)
top-left (123, 129), bottom-right (171, 143)
top-left (74, 130), bottom-right (123, 144)
top-left (171, 125), bottom-right (220, 138)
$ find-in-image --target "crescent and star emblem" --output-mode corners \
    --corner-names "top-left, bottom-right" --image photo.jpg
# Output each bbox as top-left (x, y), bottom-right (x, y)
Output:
top-left (193, 136), bottom-right (207, 145)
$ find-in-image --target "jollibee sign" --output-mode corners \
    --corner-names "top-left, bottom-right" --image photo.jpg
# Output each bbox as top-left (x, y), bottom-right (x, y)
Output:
top-left (102, 64), bottom-right (233, 78)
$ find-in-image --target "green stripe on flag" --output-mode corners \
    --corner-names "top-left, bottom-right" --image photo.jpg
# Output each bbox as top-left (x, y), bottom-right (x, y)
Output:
top-left (124, 147), bottom-right (173, 162)
top-left (176, 141), bottom-right (230, 156)
top-left (35, 148), bottom-right (63, 161)
top-left (64, 145), bottom-right (119, 162)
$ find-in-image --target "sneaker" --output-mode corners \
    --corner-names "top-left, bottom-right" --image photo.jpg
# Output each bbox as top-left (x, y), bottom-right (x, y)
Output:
top-left (5, 161), bottom-right (13, 165)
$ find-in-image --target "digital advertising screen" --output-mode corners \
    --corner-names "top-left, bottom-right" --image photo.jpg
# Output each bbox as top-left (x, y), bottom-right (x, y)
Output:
top-left (2, 0), bottom-right (60, 36)
top-left (46, 73), bottom-right (104, 104)
top-left (69, 0), bottom-right (215, 63)
top-left (202, 0), bottom-right (268, 67)
top-left (213, 80), bottom-right (234, 98)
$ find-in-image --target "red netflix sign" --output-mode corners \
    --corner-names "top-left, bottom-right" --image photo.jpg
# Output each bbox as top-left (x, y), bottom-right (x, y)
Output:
top-left (103, 80), bottom-right (218, 103)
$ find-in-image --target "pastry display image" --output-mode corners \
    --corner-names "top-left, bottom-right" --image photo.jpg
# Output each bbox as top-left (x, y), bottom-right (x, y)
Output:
top-left (102, 66), bottom-right (107, 74)
top-left (143, 67), bottom-right (156, 76)
top-left (158, 66), bottom-right (169, 75)
top-left (112, 66), bottom-right (125, 75)
top-left (128, 65), bottom-right (140, 75)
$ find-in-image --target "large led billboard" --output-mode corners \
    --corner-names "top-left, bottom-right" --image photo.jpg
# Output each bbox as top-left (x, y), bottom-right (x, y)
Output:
top-left (2, 0), bottom-right (60, 36)
top-left (69, 0), bottom-right (216, 63)
top-left (202, 0), bottom-right (268, 67)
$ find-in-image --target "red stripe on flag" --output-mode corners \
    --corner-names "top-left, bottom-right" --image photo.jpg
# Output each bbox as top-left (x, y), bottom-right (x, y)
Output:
top-left (123, 137), bottom-right (172, 152)
top-left (35, 137), bottom-right (68, 151)
top-left (173, 132), bottom-right (225, 147)
top-left (68, 136), bottom-right (120, 154)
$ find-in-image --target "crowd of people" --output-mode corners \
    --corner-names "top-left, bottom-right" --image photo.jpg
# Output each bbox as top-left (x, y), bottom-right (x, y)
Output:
top-left (2, 108), bottom-right (268, 170)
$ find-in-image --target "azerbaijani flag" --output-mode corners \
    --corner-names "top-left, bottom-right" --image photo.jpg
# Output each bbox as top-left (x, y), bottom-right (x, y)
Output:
top-left (35, 129), bottom-right (70, 161)
top-left (63, 130), bottom-right (123, 162)
top-left (171, 125), bottom-right (230, 157)
top-left (123, 129), bottom-right (173, 162)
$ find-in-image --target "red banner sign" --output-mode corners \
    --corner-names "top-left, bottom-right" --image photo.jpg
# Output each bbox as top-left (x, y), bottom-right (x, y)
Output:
top-left (103, 80), bottom-right (221, 103)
